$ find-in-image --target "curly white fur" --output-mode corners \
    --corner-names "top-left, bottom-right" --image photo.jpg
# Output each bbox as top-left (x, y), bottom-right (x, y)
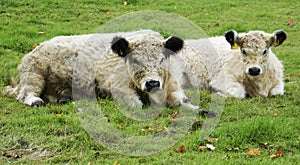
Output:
top-left (3, 30), bottom-right (199, 110)
top-left (185, 30), bottom-right (286, 98)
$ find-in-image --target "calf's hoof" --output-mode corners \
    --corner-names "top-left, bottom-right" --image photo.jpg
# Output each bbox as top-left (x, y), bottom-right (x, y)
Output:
top-left (31, 100), bottom-right (45, 107)
top-left (58, 98), bottom-right (71, 104)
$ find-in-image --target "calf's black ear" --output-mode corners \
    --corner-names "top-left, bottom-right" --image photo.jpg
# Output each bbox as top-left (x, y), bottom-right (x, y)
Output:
top-left (164, 36), bottom-right (184, 55)
top-left (111, 36), bottom-right (130, 57)
top-left (271, 30), bottom-right (287, 47)
top-left (225, 30), bottom-right (239, 49)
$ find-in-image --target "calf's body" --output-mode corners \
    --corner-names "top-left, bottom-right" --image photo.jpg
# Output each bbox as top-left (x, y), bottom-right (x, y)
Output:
top-left (185, 30), bottom-right (286, 98)
top-left (4, 30), bottom-right (199, 111)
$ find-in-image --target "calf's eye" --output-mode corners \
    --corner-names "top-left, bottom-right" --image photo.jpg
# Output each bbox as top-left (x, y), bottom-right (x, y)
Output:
top-left (262, 49), bottom-right (268, 55)
top-left (160, 58), bottom-right (165, 64)
top-left (241, 49), bottom-right (247, 55)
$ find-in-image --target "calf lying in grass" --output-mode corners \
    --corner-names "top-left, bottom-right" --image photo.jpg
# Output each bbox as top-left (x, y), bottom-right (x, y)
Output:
top-left (185, 30), bottom-right (287, 98)
top-left (3, 30), bottom-right (203, 112)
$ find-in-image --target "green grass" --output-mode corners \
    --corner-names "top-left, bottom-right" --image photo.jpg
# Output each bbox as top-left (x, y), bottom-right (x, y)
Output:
top-left (0, 0), bottom-right (300, 164)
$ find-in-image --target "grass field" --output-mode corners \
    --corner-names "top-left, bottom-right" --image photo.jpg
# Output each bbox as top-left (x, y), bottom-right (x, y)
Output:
top-left (0, 0), bottom-right (299, 164)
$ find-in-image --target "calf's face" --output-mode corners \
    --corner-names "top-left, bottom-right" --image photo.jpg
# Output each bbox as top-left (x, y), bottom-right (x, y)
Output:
top-left (225, 30), bottom-right (286, 77)
top-left (111, 35), bottom-right (183, 92)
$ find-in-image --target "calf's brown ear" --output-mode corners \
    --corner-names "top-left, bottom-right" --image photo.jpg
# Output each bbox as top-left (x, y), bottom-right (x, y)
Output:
top-left (271, 30), bottom-right (287, 47)
top-left (111, 36), bottom-right (130, 57)
top-left (225, 30), bottom-right (239, 49)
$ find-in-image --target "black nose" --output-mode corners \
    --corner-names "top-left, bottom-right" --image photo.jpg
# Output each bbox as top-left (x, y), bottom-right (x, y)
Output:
top-left (145, 80), bottom-right (160, 92)
top-left (248, 67), bottom-right (261, 76)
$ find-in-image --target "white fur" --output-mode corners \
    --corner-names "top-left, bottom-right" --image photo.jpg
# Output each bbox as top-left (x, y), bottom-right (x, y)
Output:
top-left (3, 30), bottom-right (200, 110)
top-left (185, 30), bottom-right (285, 98)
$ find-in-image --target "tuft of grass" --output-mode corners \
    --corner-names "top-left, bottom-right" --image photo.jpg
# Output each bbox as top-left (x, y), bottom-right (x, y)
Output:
top-left (0, 0), bottom-right (299, 164)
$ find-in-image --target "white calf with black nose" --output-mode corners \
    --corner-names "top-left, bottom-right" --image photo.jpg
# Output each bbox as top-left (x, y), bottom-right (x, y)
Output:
top-left (3, 30), bottom-right (203, 112)
top-left (185, 29), bottom-right (287, 98)
top-left (221, 29), bottom-right (287, 98)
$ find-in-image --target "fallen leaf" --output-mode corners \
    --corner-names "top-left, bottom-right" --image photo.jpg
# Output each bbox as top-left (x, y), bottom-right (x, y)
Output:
top-left (198, 144), bottom-right (216, 151)
top-left (174, 145), bottom-right (186, 153)
top-left (270, 150), bottom-right (283, 159)
top-left (287, 19), bottom-right (294, 27)
top-left (205, 136), bottom-right (218, 143)
top-left (197, 145), bottom-right (207, 151)
top-left (248, 148), bottom-right (261, 157)
top-left (3, 151), bottom-right (22, 159)
top-left (269, 112), bottom-right (277, 117)
top-left (32, 44), bottom-right (38, 49)
top-left (226, 147), bottom-right (239, 151)
top-left (270, 154), bottom-right (277, 159)
top-left (258, 142), bottom-right (273, 149)
top-left (275, 150), bottom-right (283, 155)
top-left (142, 126), bottom-right (154, 132)
top-left (99, 101), bottom-right (106, 105)
top-left (222, 154), bottom-right (229, 160)
top-left (55, 114), bottom-right (62, 118)
top-left (76, 108), bottom-right (84, 112)
top-left (38, 31), bottom-right (45, 35)
top-left (206, 144), bottom-right (216, 151)
top-left (113, 160), bottom-right (120, 165)
top-left (172, 111), bottom-right (178, 119)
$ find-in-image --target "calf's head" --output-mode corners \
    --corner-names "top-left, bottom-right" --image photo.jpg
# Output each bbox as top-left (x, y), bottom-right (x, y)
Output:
top-left (111, 35), bottom-right (184, 93)
top-left (225, 30), bottom-right (286, 77)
